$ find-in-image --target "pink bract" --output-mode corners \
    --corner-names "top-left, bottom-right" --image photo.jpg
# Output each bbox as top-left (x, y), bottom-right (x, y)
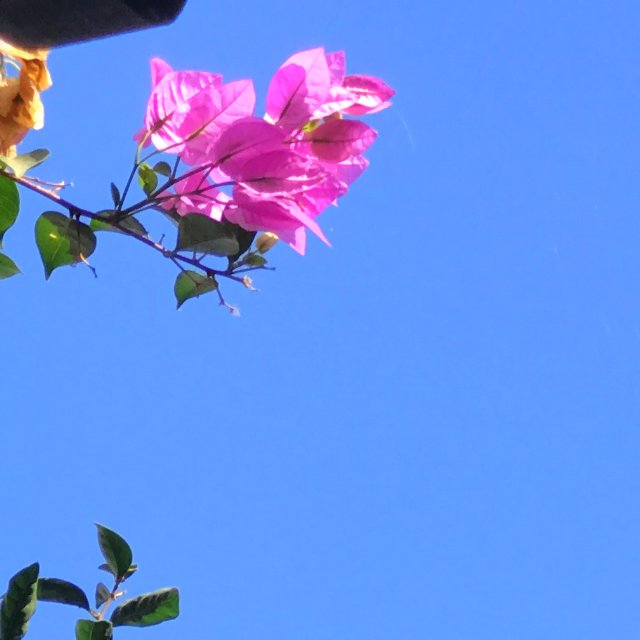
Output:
top-left (226, 190), bottom-right (330, 255)
top-left (160, 168), bottom-right (229, 221)
top-left (265, 47), bottom-right (332, 131)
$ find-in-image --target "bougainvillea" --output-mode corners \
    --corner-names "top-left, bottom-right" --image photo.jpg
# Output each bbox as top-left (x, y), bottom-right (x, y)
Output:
top-left (0, 45), bottom-right (394, 312)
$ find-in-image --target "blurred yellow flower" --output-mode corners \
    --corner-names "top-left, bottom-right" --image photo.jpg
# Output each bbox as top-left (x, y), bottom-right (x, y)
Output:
top-left (0, 39), bottom-right (51, 156)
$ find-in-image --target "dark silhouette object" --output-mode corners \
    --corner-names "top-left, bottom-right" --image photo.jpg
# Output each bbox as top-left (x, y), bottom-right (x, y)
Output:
top-left (0, 0), bottom-right (187, 48)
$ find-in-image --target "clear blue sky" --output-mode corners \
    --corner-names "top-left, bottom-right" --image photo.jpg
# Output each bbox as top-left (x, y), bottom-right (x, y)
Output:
top-left (3, 1), bottom-right (640, 638)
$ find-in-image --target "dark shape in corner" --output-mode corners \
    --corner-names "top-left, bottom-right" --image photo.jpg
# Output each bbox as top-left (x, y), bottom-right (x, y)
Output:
top-left (0, 0), bottom-right (187, 48)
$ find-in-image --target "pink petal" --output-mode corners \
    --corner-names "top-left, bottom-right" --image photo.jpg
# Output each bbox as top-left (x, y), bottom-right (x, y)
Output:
top-left (311, 86), bottom-right (357, 120)
top-left (179, 78), bottom-right (256, 165)
top-left (146, 70), bottom-right (223, 155)
top-left (329, 155), bottom-right (369, 187)
top-left (160, 168), bottom-right (229, 220)
top-left (325, 50), bottom-right (346, 86)
top-left (211, 116), bottom-right (286, 176)
top-left (150, 57), bottom-right (173, 88)
top-left (342, 74), bottom-right (395, 115)
top-left (234, 149), bottom-right (326, 193)
top-left (265, 47), bottom-right (331, 131)
top-left (227, 191), bottom-right (329, 254)
top-left (306, 119), bottom-right (377, 162)
top-left (296, 179), bottom-right (344, 215)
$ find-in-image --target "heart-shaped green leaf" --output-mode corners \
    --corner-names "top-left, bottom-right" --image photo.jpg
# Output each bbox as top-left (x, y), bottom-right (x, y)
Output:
top-left (174, 271), bottom-right (217, 309)
top-left (0, 253), bottom-right (21, 279)
top-left (35, 212), bottom-right (96, 279)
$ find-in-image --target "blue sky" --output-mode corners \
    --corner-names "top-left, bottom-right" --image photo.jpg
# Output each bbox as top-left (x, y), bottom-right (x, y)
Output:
top-left (3, 1), bottom-right (640, 638)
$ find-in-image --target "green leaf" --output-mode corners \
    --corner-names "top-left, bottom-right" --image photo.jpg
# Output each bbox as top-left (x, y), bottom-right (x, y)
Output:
top-left (90, 211), bottom-right (147, 237)
top-left (109, 183), bottom-right (121, 208)
top-left (245, 253), bottom-right (267, 267)
top-left (0, 149), bottom-right (50, 178)
top-left (153, 161), bottom-right (172, 177)
top-left (227, 225), bottom-right (256, 264)
top-left (0, 253), bottom-right (21, 279)
top-left (94, 584), bottom-right (110, 609)
top-left (174, 271), bottom-right (217, 309)
top-left (95, 525), bottom-right (132, 582)
top-left (75, 620), bottom-right (112, 640)
top-left (137, 163), bottom-right (158, 196)
top-left (35, 212), bottom-right (96, 279)
top-left (121, 564), bottom-right (138, 582)
top-left (97, 565), bottom-right (113, 577)
top-left (176, 215), bottom-right (240, 256)
top-left (0, 173), bottom-right (19, 248)
top-left (110, 588), bottom-right (179, 628)
top-left (37, 579), bottom-right (90, 612)
top-left (0, 563), bottom-right (39, 640)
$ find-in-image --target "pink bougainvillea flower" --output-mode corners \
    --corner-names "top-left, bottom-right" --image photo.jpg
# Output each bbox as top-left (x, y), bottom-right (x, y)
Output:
top-left (134, 49), bottom-right (394, 256)
top-left (342, 74), bottom-right (395, 115)
top-left (265, 47), bottom-right (332, 131)
top-left (305, 119), bottom-right (377, 162)
top-left (226, 189), bottom-right (330, 255)
top-left (159, 167), bottom-right (230, 221)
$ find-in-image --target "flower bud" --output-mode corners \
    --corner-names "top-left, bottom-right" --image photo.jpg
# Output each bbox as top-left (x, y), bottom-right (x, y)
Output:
top-left (255, 232), bottom-right (278, 254)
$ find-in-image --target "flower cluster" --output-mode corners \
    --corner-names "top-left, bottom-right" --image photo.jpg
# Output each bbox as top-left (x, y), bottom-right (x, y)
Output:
top-left (136, 48), bottom-right (394, 254)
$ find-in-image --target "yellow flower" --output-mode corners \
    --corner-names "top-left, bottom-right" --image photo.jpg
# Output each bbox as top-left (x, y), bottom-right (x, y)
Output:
top-left (0, 39), bottom-right (51, 156)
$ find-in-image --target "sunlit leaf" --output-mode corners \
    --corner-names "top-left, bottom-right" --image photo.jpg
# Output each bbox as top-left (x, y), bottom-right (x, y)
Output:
top-left (245, 254), bottom-right (267, 267)
top-left (110, 588), bottom-right (179, 627)
top-left (137, 163), bottom-right (158, 196)
top-left (34, 212), bottom-right (96, 279)
top-left (0, 149), bottom-right (50, 178)
top-left (174, 271), bottom-right (217, 309)
top-left (0, 173), bottom-right (19, 248)
top-left (0, 563), bottom-right (39, 640)
top-left (0, 253), bottom-right (21, 279)
top-left (75, 620), bottom-right (112, 640)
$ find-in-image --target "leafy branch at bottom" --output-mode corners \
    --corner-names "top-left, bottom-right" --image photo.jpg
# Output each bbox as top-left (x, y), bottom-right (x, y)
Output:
top-left (0, 524), bottom-right (179, 640)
